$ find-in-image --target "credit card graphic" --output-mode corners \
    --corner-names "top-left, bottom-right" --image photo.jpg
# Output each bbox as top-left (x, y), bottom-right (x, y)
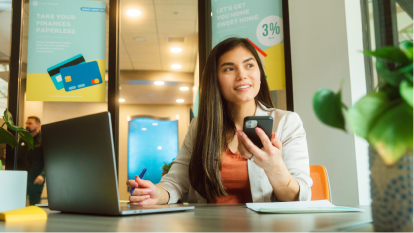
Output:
top-left (60, 61), bottom-right (102, 92)
top-left (46, 54), bottom-right (86, 90)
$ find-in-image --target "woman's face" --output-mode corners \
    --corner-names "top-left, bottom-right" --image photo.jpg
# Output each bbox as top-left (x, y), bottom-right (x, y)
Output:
top-left (217, 46), bottom-right (261, 105)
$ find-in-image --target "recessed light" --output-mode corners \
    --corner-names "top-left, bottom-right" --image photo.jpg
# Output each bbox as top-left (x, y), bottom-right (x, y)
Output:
top-left (142, 128), bottom-right (147, 131)
top-left (152, 123), bottom-right (158, 126)
top-left (119, 98), bottom-right (125, 102)
top-left (127, 9), bottom-right (141, 17)
top-left (170, 47), bottom-right (182, 53)
top-left (134, 37), bottom-right (146, 42)
top-left (171, 64), bottom-right (181, 69)
top-left (176, 99), bottom-right (184, 103)
top-left (154, 81), bottom-right (164, 85)
top-left (180, 87), bottom-right (189, 91)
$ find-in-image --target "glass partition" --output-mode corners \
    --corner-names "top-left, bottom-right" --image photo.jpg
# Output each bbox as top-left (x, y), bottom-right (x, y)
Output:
top-left (0, 1), bottom-right (11, 170)
top-left (15, 0), bottom-right (111, 205)
top-left (118, 0), bottom-right (197, 201)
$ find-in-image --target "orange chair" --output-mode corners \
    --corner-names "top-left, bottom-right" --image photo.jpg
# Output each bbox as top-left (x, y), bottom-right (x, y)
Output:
top-left (310, 165), bottom-right (332, 202)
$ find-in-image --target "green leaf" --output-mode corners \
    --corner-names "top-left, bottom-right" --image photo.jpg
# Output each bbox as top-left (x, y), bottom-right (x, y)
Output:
top-left (400, 41), bottom-right (413, 61)
top-left (3, 108), bottom-right (13, 125)
top-left (368, 101), bottom-right (413, 165)
top-left (18, 130), bottom-right (34, 149)
top-left (364, 47), bottom-right (410, 65)
top-left (3, 109), bottom-right (27, 132)
top-left (347, 92), bottom-right (395, 139)
top-left (376, 61), bottom-right (411, 87)
top-left (0, 127), bottom-right (17, 149)
top-left (400, 80), bottom-right (413, 107)
top-left (313, 88), bottom-right (346, 131)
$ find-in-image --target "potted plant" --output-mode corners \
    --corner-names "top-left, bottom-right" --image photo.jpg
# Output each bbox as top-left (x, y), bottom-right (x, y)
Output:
top-left (161, 158), bottom-right (174, 176)
top-left (0, 108), bottom-right (34, 169)
top-left (313, 38), bottom-right (413, 231)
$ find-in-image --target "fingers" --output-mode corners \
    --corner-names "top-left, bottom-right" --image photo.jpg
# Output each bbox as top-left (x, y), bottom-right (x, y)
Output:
top-left (237, 131), bottom-right (253, 159)
top-left (126, 179), bottom-right (138, 188)
top-left (271, 133), bottom-right (282, 150)
top-left (254, 127), bottom-right (272, 150)
top-left (129, 194), bottom-right (151, 202)
top-left (237, 130), bottom-right (262, 157)
top-left (131, 188), bottom-right (153, 196)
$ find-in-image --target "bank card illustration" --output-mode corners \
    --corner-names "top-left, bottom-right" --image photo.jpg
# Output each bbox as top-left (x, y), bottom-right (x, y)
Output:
top-left (60, 61), bottom-right (102, 92)
top-left (46, 54), bottom-right (86, 90)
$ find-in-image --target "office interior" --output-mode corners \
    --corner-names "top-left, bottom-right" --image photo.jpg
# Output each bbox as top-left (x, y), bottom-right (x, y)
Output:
top-left (0, 0), bottom-right (412, 211)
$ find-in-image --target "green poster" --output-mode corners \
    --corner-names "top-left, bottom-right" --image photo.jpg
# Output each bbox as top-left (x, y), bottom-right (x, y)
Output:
top-left (212, 0), bottom-right (285, 91)
top-left (27, 0), bottom-right (106, 102)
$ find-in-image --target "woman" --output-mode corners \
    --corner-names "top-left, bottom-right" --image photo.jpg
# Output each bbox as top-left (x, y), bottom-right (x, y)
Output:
top-left (127, 37), bottom-right (312, 204)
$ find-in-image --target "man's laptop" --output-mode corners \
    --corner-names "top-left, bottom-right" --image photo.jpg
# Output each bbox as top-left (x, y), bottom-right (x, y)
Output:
top-left (42, 112), bottom-right (194, 215)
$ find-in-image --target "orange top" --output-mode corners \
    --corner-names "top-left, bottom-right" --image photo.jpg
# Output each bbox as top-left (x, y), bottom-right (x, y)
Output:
top-left (208, 149), bottom-right (253, 203)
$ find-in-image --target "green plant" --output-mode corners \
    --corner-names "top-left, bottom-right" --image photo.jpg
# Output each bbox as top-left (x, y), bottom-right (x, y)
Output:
top-left (313, 39), bottom-right (413, 166)
top-left (162, 158), bottom-right (175, 172)
top-left (0, 109), bottom-right (33, 149)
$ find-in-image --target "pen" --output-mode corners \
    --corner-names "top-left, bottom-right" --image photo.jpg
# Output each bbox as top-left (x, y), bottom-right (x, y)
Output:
top-left (129, 168), bottom-right (147, 195)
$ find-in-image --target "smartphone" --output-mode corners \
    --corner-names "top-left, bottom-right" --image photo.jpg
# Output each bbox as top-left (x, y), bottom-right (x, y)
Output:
top-left (243, 116), bottom-right (273, 148)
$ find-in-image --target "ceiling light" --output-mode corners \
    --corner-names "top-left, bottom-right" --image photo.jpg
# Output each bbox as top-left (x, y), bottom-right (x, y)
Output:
top-left (158, 146), bottom-right (162, 150)
top-left (142, 128), bottom-right (147, 131)
top-left (127, 9), bottom-right (141, 17)
top-left (180, 87), bottom-right (189, 91)
top-left (154, 81), bottom-right (164, 85)
top-left (152, 123), bottom-right (158, 126)
top-left (170, 47), bottom-right (182, 53)
top-left (119, 98), bottom-right (125, 102)
top-left (134, 37), bottom-right (146, 42)
top-left (176, 99), bottom-right (184, 103)
top-left (171, 64), bottom-right (181, 69)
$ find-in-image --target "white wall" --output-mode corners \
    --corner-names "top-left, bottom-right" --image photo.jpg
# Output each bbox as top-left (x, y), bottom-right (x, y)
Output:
top-left (289, 0), bottom-right (368, 205)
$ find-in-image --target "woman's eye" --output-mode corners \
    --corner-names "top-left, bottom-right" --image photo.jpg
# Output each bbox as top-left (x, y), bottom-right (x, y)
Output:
top-left (247, 64), bottom-right (254, 68)
top-left (224, 67), bottom-right (233, 71)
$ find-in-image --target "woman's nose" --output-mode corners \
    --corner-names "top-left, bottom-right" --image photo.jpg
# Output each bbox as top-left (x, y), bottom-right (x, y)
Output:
top-left (236, 69), bottom-right (247, 80)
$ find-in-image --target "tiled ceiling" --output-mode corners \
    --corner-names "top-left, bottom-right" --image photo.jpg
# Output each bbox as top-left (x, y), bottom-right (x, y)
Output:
top-left (119, 0), bottom-right (198, 72)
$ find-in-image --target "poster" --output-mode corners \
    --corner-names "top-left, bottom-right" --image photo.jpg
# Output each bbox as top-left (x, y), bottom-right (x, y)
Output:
top-left (26, 0), bottom-right (106, 102)
top-left (212, 0), bottom-right (285, 91)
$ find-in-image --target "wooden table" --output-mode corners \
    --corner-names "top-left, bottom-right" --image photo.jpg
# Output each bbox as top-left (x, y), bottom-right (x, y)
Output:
top-left (0, 204), bottom-right (372, 232)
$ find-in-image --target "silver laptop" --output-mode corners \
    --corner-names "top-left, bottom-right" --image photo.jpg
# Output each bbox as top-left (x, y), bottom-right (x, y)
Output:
top-left (42, 112), bottom-right (194, 215)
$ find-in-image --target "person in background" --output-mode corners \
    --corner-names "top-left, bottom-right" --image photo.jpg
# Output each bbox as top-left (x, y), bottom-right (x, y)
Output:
top-left (17, 116), bottom-right (45, 205)
top-left (127, 37), bottom-right (312, 204)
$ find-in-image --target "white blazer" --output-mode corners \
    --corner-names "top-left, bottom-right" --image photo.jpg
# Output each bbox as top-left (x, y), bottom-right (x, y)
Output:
top-left (156, 103), bottom-right (313, 203)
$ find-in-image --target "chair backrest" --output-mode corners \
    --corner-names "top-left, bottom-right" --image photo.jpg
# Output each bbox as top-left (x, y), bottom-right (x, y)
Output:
top-left (309, 165), bottom-right (332, 202)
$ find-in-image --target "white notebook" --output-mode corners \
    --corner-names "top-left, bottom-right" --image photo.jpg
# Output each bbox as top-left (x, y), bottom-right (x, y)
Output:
top-left (246, 200), bottom-right (363, 213)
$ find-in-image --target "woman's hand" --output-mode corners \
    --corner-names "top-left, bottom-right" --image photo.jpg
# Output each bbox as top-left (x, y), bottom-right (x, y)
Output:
top-left (126, 176), bottom-right (160, 205)
top-left (237, 127), bottom-right (283, 172)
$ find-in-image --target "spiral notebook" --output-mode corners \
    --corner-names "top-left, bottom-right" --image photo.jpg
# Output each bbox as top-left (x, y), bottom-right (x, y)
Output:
top-left (246, 200), bottom-right (363, 213)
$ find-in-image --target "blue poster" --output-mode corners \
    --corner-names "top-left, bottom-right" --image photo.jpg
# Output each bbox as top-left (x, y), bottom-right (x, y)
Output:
top-left (27, 0), bottom-right (106, 102)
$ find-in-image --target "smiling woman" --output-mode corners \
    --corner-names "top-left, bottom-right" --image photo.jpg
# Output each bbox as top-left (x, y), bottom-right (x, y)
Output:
top-left (126, 37), bottom-right (312, 205)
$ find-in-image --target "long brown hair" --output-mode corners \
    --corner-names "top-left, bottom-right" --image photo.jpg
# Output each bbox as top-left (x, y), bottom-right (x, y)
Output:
top-left (189, 37), bottom-right (274, 201)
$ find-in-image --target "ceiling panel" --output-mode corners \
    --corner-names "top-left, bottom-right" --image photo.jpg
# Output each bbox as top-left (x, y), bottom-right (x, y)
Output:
top-left (131, 61), bottom-right (162, 70)
top-left (155, 5), bottom-right (197, 21)
top-left (157, 20), bottom-right (195, 34)
top-left (154, 0), bottom-right (197, 6)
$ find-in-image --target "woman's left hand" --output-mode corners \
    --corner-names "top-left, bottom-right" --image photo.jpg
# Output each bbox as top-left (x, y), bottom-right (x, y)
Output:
top-left (237, 128), bottom-right (283, 172)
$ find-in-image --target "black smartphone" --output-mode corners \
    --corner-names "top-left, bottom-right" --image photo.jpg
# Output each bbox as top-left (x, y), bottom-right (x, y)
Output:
top-left (243, 116), bottom-right (274, 148)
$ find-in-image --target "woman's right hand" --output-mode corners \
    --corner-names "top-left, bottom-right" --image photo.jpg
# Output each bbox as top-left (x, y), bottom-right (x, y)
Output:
top-left (126, 176), bottom-right (160, 205)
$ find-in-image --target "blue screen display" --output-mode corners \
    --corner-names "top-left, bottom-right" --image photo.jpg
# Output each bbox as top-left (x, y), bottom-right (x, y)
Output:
top-left (128, 118), bottom-right (178, 184)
